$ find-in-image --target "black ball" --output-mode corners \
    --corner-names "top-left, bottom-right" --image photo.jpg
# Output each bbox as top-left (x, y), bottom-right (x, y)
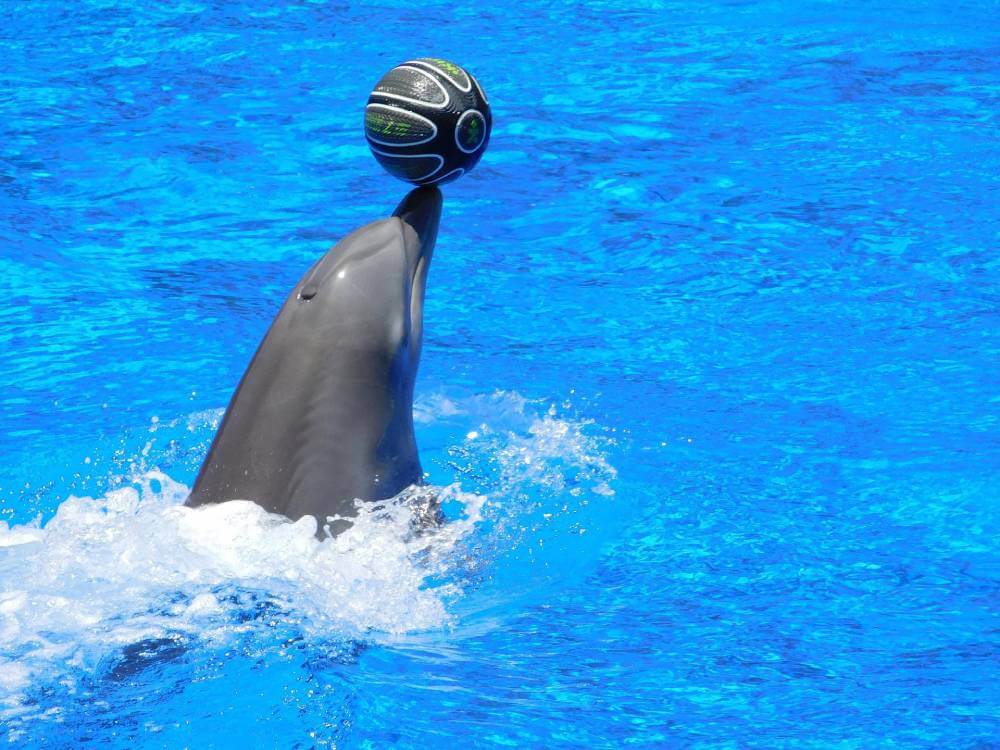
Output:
top-left (365, 58), bottom-right (491, 186)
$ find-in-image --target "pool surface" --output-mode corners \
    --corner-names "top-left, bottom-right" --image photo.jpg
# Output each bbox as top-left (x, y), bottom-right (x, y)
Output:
top-left (1, 0), bottom-right (998, 747)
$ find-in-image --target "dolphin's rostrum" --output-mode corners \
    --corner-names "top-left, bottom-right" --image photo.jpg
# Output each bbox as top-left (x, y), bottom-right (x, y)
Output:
top-left (186, 187), bottom-right (443, 535)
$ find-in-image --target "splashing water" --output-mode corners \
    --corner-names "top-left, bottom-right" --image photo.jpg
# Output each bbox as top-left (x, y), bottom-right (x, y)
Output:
top-left (0, 391), bottom-right (617, 728)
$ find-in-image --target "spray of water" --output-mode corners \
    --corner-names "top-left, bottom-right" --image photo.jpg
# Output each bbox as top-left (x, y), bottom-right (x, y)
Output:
top-left (0, 391), bottom-right (616, 722)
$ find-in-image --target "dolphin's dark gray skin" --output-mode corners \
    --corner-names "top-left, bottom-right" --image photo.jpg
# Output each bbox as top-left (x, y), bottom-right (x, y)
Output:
top-left (185, 187), bottom-right (442, 535)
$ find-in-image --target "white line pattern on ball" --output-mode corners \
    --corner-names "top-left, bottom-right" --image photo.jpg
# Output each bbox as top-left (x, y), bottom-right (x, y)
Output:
top-left (427, 167), bottom-right (465, 185)
top-left (367, 146), bottom-right (444, 181)
top-left (371, 66), bottom-right (450, 110)
top-left (404, 59), bottom-right (472, 93)
top-left (470, 74), bottom-right (489, 106)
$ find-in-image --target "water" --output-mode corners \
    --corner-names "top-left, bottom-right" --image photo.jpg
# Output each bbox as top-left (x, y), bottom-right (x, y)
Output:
top-left (1, 0), bottom-right (998, 746)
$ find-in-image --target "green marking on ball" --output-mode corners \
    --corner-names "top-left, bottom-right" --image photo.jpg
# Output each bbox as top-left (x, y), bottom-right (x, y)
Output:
top-left (458, 113), bottom-right (485, 150)
top-left (426, 58), bottom-right (464, 79)
top-left (465, 118), bottom-right (480, 143)
top-left (366, 111), bottom-right (414, 138)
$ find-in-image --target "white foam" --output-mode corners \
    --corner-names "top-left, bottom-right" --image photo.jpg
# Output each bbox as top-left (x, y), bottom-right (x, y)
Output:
top-left (0, 471), bottom-right (485, 718)
top-left (0, 391), bottom-right (616, 720)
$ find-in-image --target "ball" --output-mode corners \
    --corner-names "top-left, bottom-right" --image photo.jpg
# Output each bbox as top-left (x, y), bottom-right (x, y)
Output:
top-left (364, 58), bottom-right (491, 186)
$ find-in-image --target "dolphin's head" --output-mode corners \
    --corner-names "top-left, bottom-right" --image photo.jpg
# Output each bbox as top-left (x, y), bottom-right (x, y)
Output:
top-left (187, 187), bottom-right (442, 526)
top-left (291, 186), bottom-right (442, 369)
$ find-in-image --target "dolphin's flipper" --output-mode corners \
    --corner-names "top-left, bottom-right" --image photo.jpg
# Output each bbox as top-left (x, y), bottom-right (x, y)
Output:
top-left (186, 188), bottom-right (443, 536)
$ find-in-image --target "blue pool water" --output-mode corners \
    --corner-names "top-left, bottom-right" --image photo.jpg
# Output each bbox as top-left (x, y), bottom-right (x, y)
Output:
top-left (1, 0), bottom-right (998, 746)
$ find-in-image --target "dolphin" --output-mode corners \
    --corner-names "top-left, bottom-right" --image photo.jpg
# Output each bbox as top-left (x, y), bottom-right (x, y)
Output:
top-left (185, 187), bottom-right (442, 536)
